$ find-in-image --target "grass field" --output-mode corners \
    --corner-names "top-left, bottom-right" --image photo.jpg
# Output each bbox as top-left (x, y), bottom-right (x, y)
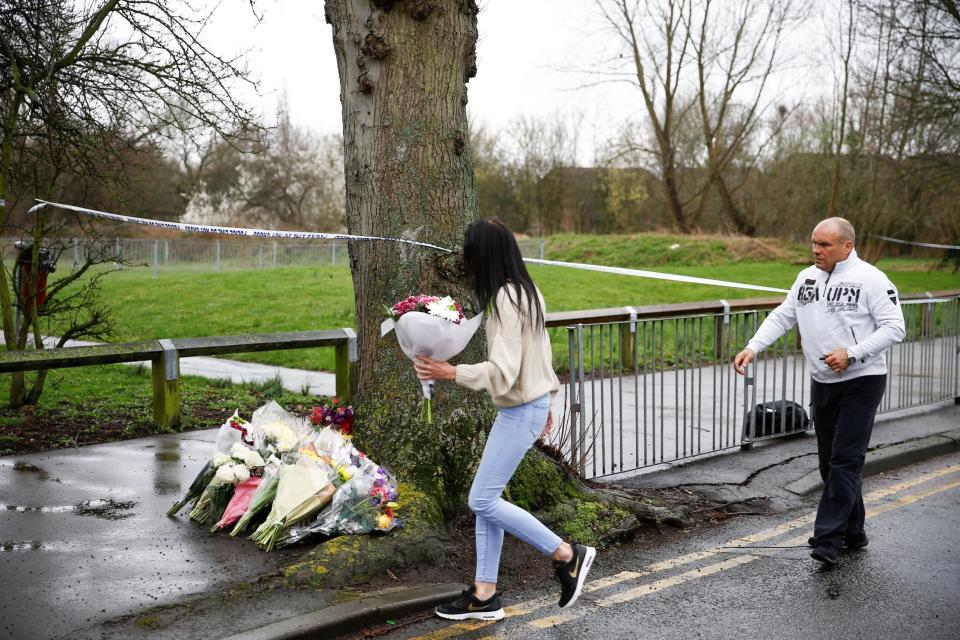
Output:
top-left (46, 252), bottom-right (960, 372)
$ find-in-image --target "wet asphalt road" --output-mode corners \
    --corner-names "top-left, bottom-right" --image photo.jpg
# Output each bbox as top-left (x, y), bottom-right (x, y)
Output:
top-left (380, 451), bottom-right (960, 640)
top-left (0, 431), bottom-right (303, 640)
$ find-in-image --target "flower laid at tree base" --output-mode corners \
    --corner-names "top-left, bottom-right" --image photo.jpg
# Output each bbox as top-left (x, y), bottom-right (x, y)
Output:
top-left (167, 401), bottom-right (401, 550)
top-left (381, 294), bottom-right (484, 423)
top-left (309, 397), bottom-right (354, 436)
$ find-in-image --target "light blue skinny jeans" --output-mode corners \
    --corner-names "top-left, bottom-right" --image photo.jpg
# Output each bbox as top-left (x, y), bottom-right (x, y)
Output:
top-left (469, 394), bottom-right (563, 583)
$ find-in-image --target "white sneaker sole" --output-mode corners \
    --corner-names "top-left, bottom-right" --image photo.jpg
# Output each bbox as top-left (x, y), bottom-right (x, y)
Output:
top-left (435, 608), bottom-right (505, 621)
top-left (560, 546), bottom-right (596, 609)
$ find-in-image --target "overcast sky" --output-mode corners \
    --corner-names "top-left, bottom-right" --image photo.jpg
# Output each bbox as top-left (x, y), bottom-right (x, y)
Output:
top-left (204, 1), bottom-right (832, 161)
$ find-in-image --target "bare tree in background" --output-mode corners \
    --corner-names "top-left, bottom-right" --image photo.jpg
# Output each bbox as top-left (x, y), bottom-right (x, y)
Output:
top-left (0, 0), bottom-right (257, 407)
top-left (504, 113), bottom-right (583, 236)
top-left (827, 0), bottom-right (858, 217)
top-left (595, 0), bottom-right (698, 233)
top-left (689, 0), bottom-right (799, 235)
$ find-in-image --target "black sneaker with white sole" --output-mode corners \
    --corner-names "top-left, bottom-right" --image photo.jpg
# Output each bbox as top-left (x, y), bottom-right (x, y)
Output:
top-left (554, 543), bottom-right (596, 608)
top-left (435, 587), bottom-right (505, 621)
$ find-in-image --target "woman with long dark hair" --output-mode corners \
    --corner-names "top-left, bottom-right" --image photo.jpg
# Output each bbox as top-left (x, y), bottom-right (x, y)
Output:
top-left (414, 218), bottom-right (596, 621)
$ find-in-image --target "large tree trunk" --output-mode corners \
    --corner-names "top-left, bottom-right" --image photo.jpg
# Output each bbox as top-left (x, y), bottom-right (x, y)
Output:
top-left (325, 0), bottom-right (495, 513)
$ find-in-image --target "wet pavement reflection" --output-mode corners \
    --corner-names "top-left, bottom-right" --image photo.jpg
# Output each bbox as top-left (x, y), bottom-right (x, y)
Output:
top-left (0, 430), bottom-right (304, 639)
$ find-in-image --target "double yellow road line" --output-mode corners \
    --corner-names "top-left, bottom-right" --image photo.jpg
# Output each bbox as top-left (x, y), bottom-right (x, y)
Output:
top-left (410, 461), bottom-right (960, 640)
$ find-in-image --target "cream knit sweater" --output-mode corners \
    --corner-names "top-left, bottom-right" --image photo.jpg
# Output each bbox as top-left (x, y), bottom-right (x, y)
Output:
top-left (455, 285), bottom-right (560, 408)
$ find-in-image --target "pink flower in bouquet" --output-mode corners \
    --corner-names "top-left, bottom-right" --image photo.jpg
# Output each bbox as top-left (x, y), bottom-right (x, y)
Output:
top-left (212, 475), bottom-right (262, 532)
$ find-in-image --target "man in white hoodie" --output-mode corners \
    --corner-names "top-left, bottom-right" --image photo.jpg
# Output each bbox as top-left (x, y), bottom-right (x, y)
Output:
top-left (734, 217), bottom-right (905, 566)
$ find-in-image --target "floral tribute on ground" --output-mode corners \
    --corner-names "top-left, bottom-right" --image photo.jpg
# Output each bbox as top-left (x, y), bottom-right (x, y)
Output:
top-left (167, 400), bottom-right (400, 551)
top-left (381, 294), bottom-right (484, 423)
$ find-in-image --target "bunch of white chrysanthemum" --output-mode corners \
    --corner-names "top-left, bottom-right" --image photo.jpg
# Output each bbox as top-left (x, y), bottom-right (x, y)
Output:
top-left (425, 295), bottom-right (463, 323)
top-left (231, 442), bottom-right (265, 468)
top-left (263, 421), bottom-right (298, 454)
top-left (213, 462), bottom-right (250, 486)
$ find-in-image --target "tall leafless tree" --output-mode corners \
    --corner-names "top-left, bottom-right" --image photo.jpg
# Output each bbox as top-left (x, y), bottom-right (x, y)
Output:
top-left (595, 0), bottom-right (698, 233)
top-left (0, 0), bottom-right (258, 406)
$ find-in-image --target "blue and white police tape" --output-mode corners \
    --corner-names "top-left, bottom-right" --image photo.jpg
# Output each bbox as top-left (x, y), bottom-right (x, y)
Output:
top-left (34, 199), bottom-right (791, 295)
top-left (29, 199), bottom-right (453, 253)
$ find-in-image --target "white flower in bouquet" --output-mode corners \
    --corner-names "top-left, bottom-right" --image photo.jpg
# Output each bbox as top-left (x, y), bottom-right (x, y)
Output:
top-left (426, 296), bottom-right (463, 323)
top-left (213, 462), bottom-right (250, 486)
top-left (213, 453), bottom-right (231, 468)
top-left (263, 421), bottom-right (297, 454)
top-left (231, 442), bottom-right (265, 469)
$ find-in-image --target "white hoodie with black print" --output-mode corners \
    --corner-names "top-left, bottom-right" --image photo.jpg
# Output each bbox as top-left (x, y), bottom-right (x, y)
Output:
top-left (745, 249), bottom-right (906, 384)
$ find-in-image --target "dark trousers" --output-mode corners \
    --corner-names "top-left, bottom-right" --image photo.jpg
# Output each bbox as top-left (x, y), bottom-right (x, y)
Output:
top-left (811, 374), bottom-right (887, 550)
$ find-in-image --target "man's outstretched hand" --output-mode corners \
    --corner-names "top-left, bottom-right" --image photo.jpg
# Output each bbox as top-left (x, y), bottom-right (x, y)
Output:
top-left (733, 348), bottom-right (755, 375)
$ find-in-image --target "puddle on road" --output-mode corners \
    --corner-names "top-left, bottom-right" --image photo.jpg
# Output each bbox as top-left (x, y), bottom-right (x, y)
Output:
top-left (154, 452), bottom-right (180, 462)
top-left (75, 498), bottom-right (137, 520)
top-left (1, 498), bottom-right (137, 520)
top-left (12, 461), bottom-right (56, 481)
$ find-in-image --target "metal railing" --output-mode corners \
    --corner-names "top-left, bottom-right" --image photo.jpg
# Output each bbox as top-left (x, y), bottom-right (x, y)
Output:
top-left (557, 291), bottom-right (960, 480)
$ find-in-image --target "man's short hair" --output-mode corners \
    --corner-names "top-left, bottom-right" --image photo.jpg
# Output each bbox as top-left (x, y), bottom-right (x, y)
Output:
top-left (818, 217), bottom-right (856, 244)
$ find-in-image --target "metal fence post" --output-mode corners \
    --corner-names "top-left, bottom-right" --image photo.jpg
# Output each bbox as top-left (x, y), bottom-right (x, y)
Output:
top-left (152, 240), bottom-right (159, 279)
top-left (577, 323), bottom-right (587, 477)
top-left (215, 240), bottom-right (221, 272)
top-left (567, 327), bottom-right (579, 471)
top-left (741, 312), bottom-right (758, 450)
top-left (258, 244), bottom-right (264, 270)
top-left (272, 241), bottom-right (277, 269)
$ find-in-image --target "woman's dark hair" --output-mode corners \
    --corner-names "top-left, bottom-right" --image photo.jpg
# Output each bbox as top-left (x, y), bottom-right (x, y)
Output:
top-left (462, 218), bottom-right (544, 332)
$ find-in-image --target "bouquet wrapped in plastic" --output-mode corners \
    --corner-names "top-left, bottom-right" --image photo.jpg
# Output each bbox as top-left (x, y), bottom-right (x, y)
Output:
top-left (249, 457), bottom-right (335, 551)
top-left (381, 295), bottom-right (483, 423)
top-left (190, 442), bottom-right (264, 525)
top-left (166, 411), bottom-right (249, 517)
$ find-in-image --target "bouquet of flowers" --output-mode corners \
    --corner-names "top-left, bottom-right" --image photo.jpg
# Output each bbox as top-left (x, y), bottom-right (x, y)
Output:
top-left (311, 465), bottom-right (401, 536)
top-left (381, 294), bottom-right (483, 423)
top-left (166, 411), bottom-right (249, 517)
top-left (309, 397), bottom-right (354, 436)
top-left (189, 443), bottom-right (265, 525)
top-left (249, 457), bottom-right (335, 551)
top-left (173, 401), bottom-right (402, 551)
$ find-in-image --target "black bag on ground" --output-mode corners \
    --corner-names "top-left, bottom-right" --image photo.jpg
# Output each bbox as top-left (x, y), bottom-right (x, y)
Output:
top-left (743, 400), bottom-right (810, 438)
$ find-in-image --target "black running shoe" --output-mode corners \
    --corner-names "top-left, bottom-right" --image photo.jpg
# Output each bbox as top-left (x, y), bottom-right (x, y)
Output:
top-left (811, 545), bottom-right (840, 566)
top-left (435, 587), bottom-right (505, 621)
top-left (844, 532), bottom-right (869, 549)
top-left (554, 543), bottom-right (596, 608)
top-left (808, 533), bottom-right (868, 549)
